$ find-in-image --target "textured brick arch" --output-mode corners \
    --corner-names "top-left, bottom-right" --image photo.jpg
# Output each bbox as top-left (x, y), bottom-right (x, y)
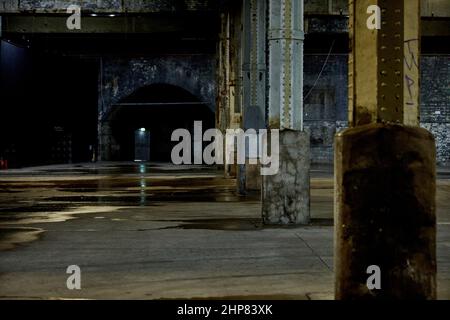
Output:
top-left (98, 55), bottom-right (216, 161)
top-left (106, 83), bottom-right (206, 121)
top-left (99, 55), bottom-right (216, 122)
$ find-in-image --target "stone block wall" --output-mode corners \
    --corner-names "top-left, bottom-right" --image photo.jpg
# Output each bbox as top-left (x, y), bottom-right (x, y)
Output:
top-left (420, 55), bottom-right (450, 165)
top-left (303, 54), bottom-right (348, 164)
top-left (302, 54), bottom-right (450, 165)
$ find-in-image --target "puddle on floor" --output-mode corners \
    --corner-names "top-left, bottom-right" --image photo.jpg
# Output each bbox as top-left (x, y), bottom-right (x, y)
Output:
top-left (0, 206), bottom-right (127, 225)
top-left (157, 218), bottom-right (333, 231)
top-left (44, 190), bottom-right (257, 204)
top-left (0, 203), bottom-right (73, 214)
top-left (0, 227), bottom-right (45, 251)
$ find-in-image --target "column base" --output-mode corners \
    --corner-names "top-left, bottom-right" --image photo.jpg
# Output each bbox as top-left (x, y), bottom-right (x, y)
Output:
top-left (262, 130), bottom-right (310, 225)
top-left (334, 123), bottom-right (437, 300)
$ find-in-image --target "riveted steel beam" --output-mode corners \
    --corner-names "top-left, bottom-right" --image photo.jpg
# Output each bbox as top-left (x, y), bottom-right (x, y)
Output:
top-left (236, 0), bottom-right (267, 193)
top-left (242, 0), bottom-right (266, 131)
top-left (349, 0), bottom-right (421, 126)
top-left (268, 0), bottom-right (304, 131)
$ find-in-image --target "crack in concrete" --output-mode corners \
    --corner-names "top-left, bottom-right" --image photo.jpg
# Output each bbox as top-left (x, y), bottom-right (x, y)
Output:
top-left (295, 233), bottom-right (332, 272)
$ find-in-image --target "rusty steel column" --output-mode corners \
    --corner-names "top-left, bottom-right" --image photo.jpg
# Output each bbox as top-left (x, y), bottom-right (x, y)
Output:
top-left (237, 0), bottom-right (267, 193)
top-left (216, 12), bottom-right (231, 137)
top-left (335, 0), bottom-right (436, 299)
top-left (221, 3), bottom-right (243, 179)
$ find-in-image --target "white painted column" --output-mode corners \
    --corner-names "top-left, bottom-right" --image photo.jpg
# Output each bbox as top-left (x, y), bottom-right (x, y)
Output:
top-left (268, 0), bottom-right (304, 131)
top-left (262, 0), bottom-right (310, 225)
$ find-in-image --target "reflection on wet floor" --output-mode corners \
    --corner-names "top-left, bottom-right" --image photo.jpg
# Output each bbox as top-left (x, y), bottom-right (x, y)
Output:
top-left (0, 164), bottom-right (256, 218)
top-left (1, 162), bottom-right (448, 235)
top-left (0, 162), bottom-right (330, 253)
top-left (0, 162), bottom-right (449, 299)
top-left (2, 163), bottom-right (219, 176)
top-left (0, 227), bottom-right (44, 251)
top-left (0, 163), bottom-right (258, 250)
top-left (158, 218), bottom-right (334, 231)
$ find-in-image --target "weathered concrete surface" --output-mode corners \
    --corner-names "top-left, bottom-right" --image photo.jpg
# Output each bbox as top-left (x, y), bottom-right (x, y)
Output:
top-left (0, 0), bottom-right (218, 13)
top-left (335, 123), bottom-right (437, 300)
top-left (0, 162), bottom-right (331, 300)
top-left (99, 55), bottom-right (216, 118)
top-left (262, 131), bottom-right (310, 225)
top-left (0, 162), bottom-right (448, 299)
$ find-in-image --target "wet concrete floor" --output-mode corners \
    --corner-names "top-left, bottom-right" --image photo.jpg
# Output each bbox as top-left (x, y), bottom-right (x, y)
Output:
top-left (0, 162), bottom-right (448, 299)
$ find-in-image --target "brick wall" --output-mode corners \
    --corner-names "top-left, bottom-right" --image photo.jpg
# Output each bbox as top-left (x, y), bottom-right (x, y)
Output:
top-left (303, 54), bottom-right (450, 165)
top-left (421, 55), bottom-right (450, 165)
top-left (303, 54), bottom-right (348, 164)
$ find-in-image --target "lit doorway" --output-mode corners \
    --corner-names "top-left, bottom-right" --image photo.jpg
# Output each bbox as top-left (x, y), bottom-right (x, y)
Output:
top-left (134, 128), bottom-right (150, 162)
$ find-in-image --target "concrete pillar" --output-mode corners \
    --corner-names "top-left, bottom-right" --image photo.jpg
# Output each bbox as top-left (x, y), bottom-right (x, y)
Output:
top-left (335, 0), bottom-right (436, 299)
top-left (262, 0), bottom-right (310, 225)
top-left (262, 130), bottom-right (310, 224)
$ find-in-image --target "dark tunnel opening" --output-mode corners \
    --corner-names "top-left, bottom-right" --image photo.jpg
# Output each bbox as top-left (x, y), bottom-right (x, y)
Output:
top-left (109, 84), bottom-right (215, 162)
top-left (0, 39), bottom-right (98, 168)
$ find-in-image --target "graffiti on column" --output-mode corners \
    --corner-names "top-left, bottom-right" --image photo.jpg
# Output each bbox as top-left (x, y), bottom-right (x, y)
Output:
top-left (404, 38), bottom-right (420, 107)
